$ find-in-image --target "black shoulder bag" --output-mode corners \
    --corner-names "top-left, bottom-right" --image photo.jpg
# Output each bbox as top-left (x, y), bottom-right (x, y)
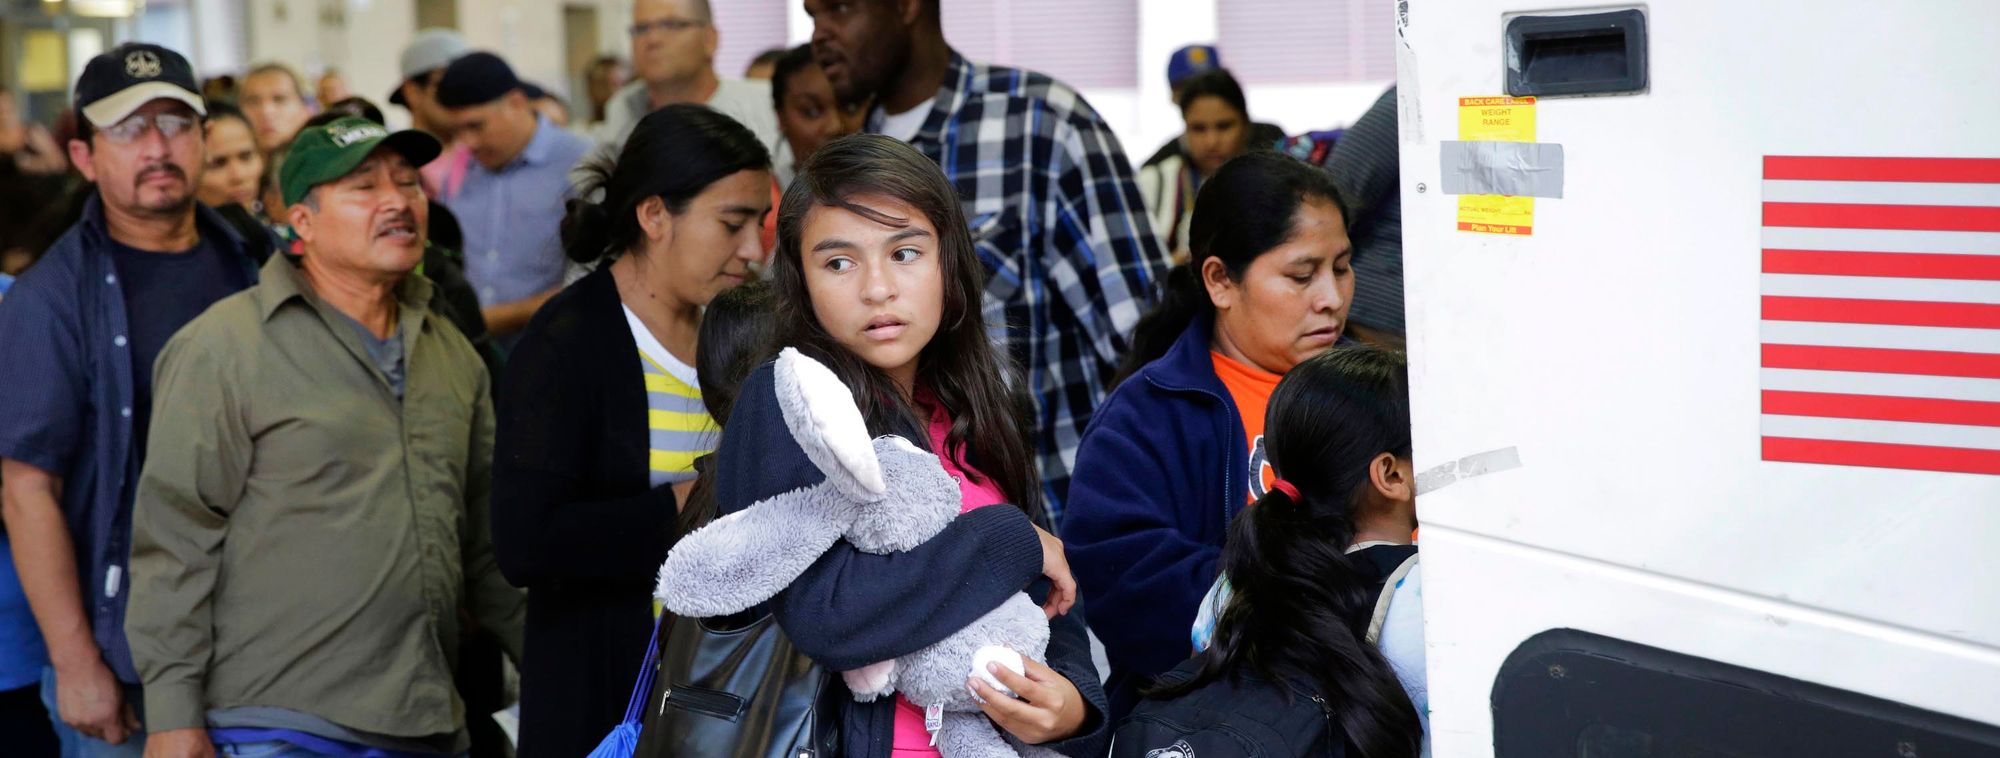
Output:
top-left (633, 610), bottom-right (841, 758)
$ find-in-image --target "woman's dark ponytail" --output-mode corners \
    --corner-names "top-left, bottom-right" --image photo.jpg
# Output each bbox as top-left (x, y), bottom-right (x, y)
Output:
top-left (1112, 151), bottom-right (1348, 386)
top-left (560, 196), bottom-right (613, 263)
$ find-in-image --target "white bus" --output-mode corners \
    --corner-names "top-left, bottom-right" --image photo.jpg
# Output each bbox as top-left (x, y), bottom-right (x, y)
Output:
top-left (1400, 2), bottom-right (2000, 755)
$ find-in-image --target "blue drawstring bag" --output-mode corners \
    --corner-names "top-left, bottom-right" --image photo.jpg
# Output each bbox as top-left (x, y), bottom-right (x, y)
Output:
top-left (587, 615), bottom-right (665, 758)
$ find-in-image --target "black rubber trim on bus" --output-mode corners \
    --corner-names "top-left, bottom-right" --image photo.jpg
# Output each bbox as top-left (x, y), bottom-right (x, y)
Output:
top-left (1492, 628), bottom-right (2000, 757)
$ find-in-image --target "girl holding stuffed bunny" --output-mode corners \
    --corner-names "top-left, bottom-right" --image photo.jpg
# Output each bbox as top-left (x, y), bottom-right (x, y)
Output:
top-left (728, 133), bottom-right (1110, 756)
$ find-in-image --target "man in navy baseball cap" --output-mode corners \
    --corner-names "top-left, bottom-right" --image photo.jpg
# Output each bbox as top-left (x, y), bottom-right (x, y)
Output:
top-left (1, 40), bottom-right (261, 757)
top-left (66, 42), bottom-right (213, 223)
top-left (430, 51), bottom-right (591, 341)
top-left (433, 52), bottom-right (541, 170)
top-left (73, 42), bottom-right (206, 134)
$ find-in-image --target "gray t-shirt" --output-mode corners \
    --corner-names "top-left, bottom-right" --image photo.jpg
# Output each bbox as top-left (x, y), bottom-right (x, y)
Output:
top-left (332, 309), bottom-right (406, 399)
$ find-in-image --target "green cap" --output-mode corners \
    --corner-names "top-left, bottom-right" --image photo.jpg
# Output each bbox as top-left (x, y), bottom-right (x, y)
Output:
top-left (279, 116), bottom-right (442, 207)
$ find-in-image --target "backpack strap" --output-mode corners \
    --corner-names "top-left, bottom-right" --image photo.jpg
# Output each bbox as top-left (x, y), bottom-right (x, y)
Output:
top-left (1366, 554), bottom-right (1420, 645)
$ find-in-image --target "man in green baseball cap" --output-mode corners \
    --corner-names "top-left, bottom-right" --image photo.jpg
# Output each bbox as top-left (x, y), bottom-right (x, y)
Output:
top-left (275, 115), bottom-right (442, 309)
top-left (279, 115), bottom-right (441, 207)
top-left (126, 114), bottom-right (523, 758)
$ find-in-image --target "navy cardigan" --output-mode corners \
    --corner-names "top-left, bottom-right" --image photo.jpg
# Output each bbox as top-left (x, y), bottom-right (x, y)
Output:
top-left (720, 363), bottom-right (1113, 757)
top-left (1062, 315), bottom-right (1250, 722)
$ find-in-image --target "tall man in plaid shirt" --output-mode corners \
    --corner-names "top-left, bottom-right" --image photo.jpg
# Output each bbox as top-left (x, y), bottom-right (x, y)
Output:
top-left (806, 0), bottom-right (1171, 522)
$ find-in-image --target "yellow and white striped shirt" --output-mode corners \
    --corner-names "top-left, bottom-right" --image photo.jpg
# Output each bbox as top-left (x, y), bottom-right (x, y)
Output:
top-left (624, 306), bottom-right (719, 486)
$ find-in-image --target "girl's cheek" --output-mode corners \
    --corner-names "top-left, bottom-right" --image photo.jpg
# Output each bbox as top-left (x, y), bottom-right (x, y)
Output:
top-left (911, 295), bottom-right (943, 333)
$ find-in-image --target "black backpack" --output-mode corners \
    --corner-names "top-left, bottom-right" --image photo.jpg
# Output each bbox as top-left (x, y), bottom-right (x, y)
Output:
top-left (1112, 545), bottom-right (1420, 758)
top-left (1111, 661), bottom-right (1342, 758)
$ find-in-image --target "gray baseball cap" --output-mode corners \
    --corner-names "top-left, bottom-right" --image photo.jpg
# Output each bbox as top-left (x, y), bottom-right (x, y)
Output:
top-left (388, 28), bottom-right (469, 106)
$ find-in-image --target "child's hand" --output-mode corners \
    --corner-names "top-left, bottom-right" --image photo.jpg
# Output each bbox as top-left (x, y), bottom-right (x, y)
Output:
top-left (968, 655), bottom-right (1087, 744)
top-left (1034, 525), bottom-right (1077, 617)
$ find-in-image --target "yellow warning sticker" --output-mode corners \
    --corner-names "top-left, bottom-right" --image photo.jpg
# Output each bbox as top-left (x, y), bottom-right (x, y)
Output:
top-left (1458, 96), bottom-right (1536, 141)
top-left (1457, 96), bottom-right (1536, 235)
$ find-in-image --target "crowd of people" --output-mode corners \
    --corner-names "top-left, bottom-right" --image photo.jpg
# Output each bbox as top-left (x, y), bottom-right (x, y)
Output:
top-left (0, 0), bottom-right (1420, 757)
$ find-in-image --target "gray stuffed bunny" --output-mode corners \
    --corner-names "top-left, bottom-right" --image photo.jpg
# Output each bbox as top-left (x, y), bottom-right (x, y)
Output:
top-left (657, 348), bottom-right (1062, 758)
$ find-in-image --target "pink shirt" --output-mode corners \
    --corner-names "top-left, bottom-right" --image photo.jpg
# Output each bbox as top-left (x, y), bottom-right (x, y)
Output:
top-left (421, 143), bottom-right (472, 203)
top-left (890, 397), bottom-right (1011, 755)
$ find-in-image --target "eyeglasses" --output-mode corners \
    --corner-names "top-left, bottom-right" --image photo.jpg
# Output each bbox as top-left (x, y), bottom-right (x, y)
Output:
top-left (98, 112), bottom-right (198, 143)
top-left (630, 17), bottom-right (705, 37)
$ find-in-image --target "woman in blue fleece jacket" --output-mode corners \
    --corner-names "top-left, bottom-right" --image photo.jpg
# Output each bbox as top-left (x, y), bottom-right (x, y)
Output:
top-left (739, 134), bottom-right (1109, 756)
top-left (1063, 152), bottom-right (1357, 721)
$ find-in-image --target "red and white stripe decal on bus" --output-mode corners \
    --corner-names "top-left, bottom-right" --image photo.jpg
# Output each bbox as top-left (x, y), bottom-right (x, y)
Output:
top-left (1760, 156), bottom-right (2000, 476)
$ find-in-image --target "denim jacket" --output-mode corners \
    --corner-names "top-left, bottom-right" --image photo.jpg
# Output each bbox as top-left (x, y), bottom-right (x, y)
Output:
top-left (0, 195), bottom-right (257, 681)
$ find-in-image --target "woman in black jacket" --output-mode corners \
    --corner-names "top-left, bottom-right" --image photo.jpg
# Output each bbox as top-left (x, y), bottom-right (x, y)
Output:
top-left (491, 104), bottom-right (772, 757)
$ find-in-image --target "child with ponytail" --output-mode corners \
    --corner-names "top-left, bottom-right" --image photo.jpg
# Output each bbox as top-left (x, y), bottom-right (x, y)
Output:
top-left (1115, 345), bottom-right (1426, 758)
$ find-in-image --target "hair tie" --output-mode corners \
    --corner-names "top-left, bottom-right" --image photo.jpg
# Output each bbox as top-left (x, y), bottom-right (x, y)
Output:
top-left (1269, 479), bottom-right (1300, 501)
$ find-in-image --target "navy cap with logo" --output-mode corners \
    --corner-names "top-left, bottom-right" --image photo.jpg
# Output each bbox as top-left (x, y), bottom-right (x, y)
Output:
top-left (433, 52), bottom-right (525, 109)
top-left (1167, 45), bottom-right (1223, 88)
top-left (75, 43), bottom-right (206, 127)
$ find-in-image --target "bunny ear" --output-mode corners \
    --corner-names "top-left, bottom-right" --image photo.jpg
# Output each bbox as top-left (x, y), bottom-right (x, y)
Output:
top-left (656, 483), bottom-right (853, 617)
top-left (775, 348), bottom-right (885, 499)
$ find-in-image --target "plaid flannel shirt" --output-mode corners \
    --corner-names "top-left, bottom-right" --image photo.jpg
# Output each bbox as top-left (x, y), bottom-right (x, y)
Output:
top-left (873, 51), bottom-right (1170, 523)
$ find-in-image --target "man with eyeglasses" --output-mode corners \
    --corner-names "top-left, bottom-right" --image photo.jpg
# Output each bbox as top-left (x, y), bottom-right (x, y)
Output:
top-left (0, 42), bottom-right (259, 758)
top-left (593, 0), bottom-right (784, 179)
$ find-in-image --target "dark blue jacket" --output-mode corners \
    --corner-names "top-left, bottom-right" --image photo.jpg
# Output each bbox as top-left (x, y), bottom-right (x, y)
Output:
top-left (718, 362), bottom-right (1112, 757)
top-left (0, 196), bottom-right (258, 682)
top-left (1062, 314), bottom-right (1250, 722)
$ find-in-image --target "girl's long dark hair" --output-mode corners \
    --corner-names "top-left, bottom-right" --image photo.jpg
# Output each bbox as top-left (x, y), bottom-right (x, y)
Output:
top-left (1151, 346), bottom-right (1421, 758)
top-left (695, 281), bottom-right (782, 426)
top-left (770, 133), bottom-right (1042, 518)
top-left (561, 103), bottom-right (771, 264)
top-left (681, 281), bottom-right (782, 533)
top-left (1113, 151), bottom-right (1347, 385)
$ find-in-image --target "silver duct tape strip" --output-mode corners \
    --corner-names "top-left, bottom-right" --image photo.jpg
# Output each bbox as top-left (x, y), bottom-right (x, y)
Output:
top-left (1439, 141), bottom-right (1565, 198)
top-left (1415, 446), bottom-right (1524, 496)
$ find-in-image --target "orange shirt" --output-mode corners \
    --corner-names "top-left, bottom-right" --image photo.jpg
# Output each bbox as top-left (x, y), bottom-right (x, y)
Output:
top-left (1211, 351), bottom-right (1282, 503)
top-left (760, 177), bottom-right (780, 260)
